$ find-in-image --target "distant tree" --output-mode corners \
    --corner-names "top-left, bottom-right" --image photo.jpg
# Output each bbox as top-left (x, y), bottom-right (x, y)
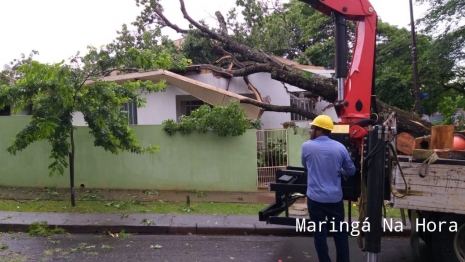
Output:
top-left (416, 0), bottom-right (465, 102)
top-left (0, 41), bottom-right (189, 206)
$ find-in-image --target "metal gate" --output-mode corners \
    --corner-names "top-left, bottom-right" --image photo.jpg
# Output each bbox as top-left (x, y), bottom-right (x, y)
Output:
top-left (256, 129), bottom-right (289, 189)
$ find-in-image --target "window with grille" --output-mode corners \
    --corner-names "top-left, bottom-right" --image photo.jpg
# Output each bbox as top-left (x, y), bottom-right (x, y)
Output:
top-left (180, 100), bottom-right (206, 116)
top-left (290, 92), bottom-right (313, 121)
top-left (0, 104), bottom-right (33, 116)
top-left (0, 105), bottom-right (11, 116)
top-left (121, 102), bottom-right (137, 125)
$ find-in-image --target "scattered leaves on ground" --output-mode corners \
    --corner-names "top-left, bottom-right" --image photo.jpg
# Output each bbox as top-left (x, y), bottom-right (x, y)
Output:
top-left (140, 219), bottom-right (155, 226)
top-left (28, 221), bottom-right (66, 236)
top-left (101, 244), bottom-right (113, 249)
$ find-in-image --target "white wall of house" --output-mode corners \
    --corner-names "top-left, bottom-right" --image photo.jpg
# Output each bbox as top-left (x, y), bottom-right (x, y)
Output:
top-left (247, 73), bottom-right (293, 129)
top-left (190, 72), bottom-right (307, 129)
top-left (72, 85), bottom-right (190, 126)
top-left (137, 85), bottom-right (189, 125)
top-left (187, 73), bottom-right (293, 129)
top-left (71, 70), bottom-right (338, 129)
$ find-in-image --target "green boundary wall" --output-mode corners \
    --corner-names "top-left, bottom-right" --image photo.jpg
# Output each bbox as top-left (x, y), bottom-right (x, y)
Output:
top-left (0, 117), bottom-right (257, 192)
top-left (287, 127), bottom-right (309, 167)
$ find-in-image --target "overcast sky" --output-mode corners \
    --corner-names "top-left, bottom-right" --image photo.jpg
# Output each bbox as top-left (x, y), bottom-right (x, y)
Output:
top-left (0, 0), bottom-right (429, 67)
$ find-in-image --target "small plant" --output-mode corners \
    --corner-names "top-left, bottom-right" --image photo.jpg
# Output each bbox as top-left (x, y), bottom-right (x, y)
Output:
top-left (129, 198), bottom-right (142, 205)
top-left (281, 121), bottom-right (296, 129)
top-left (118, 230), bottom-right (132, 240)
top-left (249, 119), bottom-right (262, 130)
top-left (28, 221), bottom-right (66, 236)
top-left (438, 95), bottom-right (465, 130)
top-left (162, 119), bottom-right (178, 135)
top-left (257, 138), bottom-right (288, 167)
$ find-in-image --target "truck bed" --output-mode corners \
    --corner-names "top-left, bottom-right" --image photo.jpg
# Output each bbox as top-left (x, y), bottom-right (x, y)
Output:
top-left (392, 156), bottom-right (465, 215)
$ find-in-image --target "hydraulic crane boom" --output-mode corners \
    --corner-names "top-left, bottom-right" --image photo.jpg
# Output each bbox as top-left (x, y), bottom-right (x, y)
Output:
top-left (300, 0), bottom-right (378, 126)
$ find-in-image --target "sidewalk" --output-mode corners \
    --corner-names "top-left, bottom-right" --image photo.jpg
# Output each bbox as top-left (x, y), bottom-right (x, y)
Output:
top-left (0, 211), bottom-right (411, 237)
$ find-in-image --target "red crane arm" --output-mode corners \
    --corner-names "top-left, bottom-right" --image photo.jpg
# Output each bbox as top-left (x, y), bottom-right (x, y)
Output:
top-left (300, 0), bottom-right (377, 125)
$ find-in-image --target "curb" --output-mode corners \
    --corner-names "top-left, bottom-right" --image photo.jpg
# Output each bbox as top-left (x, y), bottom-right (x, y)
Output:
top-left (0, 212), bottom-right (412, 237)
top-left (0, 223), bottom-right (411, 237)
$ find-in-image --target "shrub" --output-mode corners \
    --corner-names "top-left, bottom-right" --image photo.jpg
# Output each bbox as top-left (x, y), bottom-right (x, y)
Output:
top-left (162, 101), bottom-right (255, 137)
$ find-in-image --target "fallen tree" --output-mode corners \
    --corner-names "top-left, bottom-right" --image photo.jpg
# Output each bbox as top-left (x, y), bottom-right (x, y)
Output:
top-left (134, 0), bottom-right (432, 137)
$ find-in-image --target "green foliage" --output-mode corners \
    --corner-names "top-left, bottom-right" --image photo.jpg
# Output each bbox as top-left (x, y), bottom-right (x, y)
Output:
top-left (28, 221), bottom-right (66, 236)
top-left (438, 95), bottom-right (465, 129)
top-left (249, 119), bottom-right (262, 130)
top-left (118, 230), bottom-right (132, 240)
top-left (373, 20), bottom-right (454, 113)
top-left (257, 138), bottom-right (288, 167)
top-left (0, 41), bottom-right (180, 178)
top-left (162, 101), bottom-right (253, 137)
top-left (415, 0), bottom-right (465, 113)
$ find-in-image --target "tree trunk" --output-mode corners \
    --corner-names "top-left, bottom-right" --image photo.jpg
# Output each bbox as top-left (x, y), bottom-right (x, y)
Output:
top-left (69, 128), bottom-right (76, 207)
top-left (241, 97), bottom-right (431, 137)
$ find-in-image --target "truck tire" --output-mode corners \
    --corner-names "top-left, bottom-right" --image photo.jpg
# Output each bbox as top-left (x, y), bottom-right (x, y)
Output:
top-left (455, 222), bottom-right (465, 262)
top-left (431, 214), bottom-right (465, 262)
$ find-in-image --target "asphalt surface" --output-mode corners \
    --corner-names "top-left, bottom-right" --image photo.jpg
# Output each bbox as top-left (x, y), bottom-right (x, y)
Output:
top-left (0, 211), bottom-right (425, 261)
top-left (0, 233), bottom-right (420, 262)
top-left (0, 212), bottom-right (412, 237)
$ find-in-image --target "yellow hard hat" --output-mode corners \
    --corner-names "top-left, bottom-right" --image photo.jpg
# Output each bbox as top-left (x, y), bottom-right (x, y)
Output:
top-left (311, 115), bottom-right (334, 131)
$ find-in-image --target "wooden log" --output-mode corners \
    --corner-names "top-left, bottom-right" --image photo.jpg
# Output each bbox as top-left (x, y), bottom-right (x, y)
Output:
top-left (434, 149), bottom-right (465, 160)
top-left (396, 132), bottom-right (415, 155)
top-left (415, 136), bottom-right (430, 149)
top-left (429, 125), bottom-right (455, 149)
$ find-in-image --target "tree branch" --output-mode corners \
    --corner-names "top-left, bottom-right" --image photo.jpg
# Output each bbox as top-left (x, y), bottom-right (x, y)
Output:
top-left (192, 63), bottom-right (273, 78)
top-left (240, 98), bottom-right (318, 119)
top-left (151, 5), bottom-right (189, 34)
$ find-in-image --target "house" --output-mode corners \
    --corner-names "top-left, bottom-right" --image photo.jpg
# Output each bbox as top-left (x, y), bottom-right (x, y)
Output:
top-left (0, 57), bottom-right (338, 129)
top-left (72, 59), bottom-right (337, 129)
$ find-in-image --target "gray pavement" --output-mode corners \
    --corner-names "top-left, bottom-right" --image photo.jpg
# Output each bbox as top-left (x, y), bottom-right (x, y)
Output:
top-left (0, 212), bottom-right (411, 237)
top-left (0, 233), bottom-right (420, 262)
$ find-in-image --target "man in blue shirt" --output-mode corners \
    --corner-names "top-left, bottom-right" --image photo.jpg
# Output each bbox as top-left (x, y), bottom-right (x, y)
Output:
top-left (301, 115), bottom-right (356, 262)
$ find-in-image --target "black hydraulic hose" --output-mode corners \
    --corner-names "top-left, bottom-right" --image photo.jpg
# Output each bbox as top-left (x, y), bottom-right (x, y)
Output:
top-left (334, 12), bottom-right (348, 78)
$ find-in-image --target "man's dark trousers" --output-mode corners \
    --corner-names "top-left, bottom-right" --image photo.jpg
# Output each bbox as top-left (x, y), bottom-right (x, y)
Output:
top-left (307, 198), bottom-right (350, 262)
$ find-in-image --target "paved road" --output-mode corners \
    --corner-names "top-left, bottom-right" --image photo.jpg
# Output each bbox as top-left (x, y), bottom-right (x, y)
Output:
top-left (0, 233), bottom-right (421, 262)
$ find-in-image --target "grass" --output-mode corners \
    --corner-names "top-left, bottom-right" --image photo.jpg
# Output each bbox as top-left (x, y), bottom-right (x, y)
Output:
top-left (345, 202), bottom-right (404, 219)
top-left (0, 199), bottom-right (267, 215)
top-left (0, 199), bottom-right (404, 218)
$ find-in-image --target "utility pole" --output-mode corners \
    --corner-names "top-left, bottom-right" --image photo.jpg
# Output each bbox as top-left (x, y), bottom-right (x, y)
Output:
top-left (409, 0), bottom-right (421, 116)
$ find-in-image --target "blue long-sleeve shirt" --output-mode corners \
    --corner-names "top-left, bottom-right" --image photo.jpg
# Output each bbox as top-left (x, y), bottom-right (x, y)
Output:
top-left (301, 136), bottom-right (356, 203)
